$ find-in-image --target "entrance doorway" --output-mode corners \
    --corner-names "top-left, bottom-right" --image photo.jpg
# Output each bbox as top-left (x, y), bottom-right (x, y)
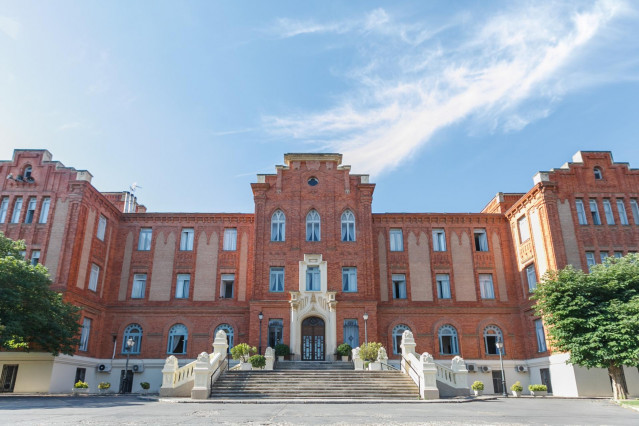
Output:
top-left (492, 370), bottom-right (504, 394)
top-left (540, 368), bottom-right (554, 394)
top-left (1, 365), bottom-right (18, 393)
top-left (301, 316), bottom-right (325, 361)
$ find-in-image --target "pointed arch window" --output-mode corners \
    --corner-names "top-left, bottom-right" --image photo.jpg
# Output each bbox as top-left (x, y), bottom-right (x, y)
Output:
top-left (341, 210), bottom-right (356, 242)
top-left (122, 324), bottom-right (142, 354)
top-left (215, 323), bottom-right (234, 352)
top-left (483, 325), bottom-right (503, 355)
top-left (167, 324), bottom-right (188, 354)
top-left (306, 210), bottom-right (321, 241)
top-left (271, 210), bottom-right (286, 242)
top-left (594, 167), bottom-right (603, 180)
top-left (438, 325), bottom-right (459, 355)
top-left (392, 324), bottom-right (411, 355)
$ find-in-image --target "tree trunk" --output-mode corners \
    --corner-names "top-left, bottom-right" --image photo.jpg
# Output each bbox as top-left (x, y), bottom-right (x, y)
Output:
top-left (608, 364), bottom-right (628, 400)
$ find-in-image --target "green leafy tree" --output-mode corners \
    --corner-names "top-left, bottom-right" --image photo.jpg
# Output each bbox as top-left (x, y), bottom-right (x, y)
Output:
top-left (533, 254), bottom-right (639, 400)
top-left (0, 233), bottom-right (81, 355)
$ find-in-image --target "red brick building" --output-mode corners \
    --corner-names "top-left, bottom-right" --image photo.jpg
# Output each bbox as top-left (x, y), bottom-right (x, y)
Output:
top-left (1, 149), bottom-right (638, 396)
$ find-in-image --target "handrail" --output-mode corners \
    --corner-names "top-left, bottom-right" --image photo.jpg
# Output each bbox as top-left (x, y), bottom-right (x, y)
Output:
top-left (401, 354), bottom-right (421, 398)
top-left (379, 362), bottom-right (400, 371)
top-left (210, 353), bottom-right (228, 391)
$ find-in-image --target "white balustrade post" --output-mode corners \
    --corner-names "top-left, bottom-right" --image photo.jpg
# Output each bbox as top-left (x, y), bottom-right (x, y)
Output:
top-left (352, 347), bottom-right (364, 370)
top-left (378, 346), bottom-right (388, 370)
top-left (159, 356), bottom-right (178, 396)
top-left (420, 352), bottom-right (440, 399)
top-left (400, 330), bottom-right (416, 357)
top-left (213, 330), bottom-right (229, 356)
top-left (264, 347), bottom-right (275, 370)
top-left (191, 352), bottom-right (212, 400)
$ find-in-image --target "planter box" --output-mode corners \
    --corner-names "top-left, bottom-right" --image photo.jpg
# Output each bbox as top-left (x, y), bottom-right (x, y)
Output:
top-left (240, 362), bottom-right (252, 371)
top-left (341, 356), bottom-right (349, 362)
top-left (530, 390), bottom-right (547, 397)
top-left (277, 356), bottom-right (284, 362)
top-left (511, 390), bottom-right (521, 397)
top-left (473, 389), bottom-right (483, 396)
top-left (72, 388), bottom-right (89, 396)
top-left (368, 361), bottom-right (382, 371)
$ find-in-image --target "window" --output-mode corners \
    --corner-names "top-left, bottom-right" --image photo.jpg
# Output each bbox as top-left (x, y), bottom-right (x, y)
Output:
top-left (484, 325), bottom-right (503, 355)
top-left (11, 197), bottom-right (22, 223)
top-left (438, 325), bottom-right (459, 355)
top-left (307, 177), bottom-right (319, 186)
top-left (167, 324), bottom-right (188, 354)
top-left (436, 274), bottom-right (451, 299)
top-left (585, 252), bottom-right (596, 271)
top-left (223, 228), bottom-right (237, 251)
top-left (535, 319), bottom-right (547, 352)
top-left (575, 199), bottom-right (587, 225)
top-left (526, 264), bottom-right (537, 292)
top-left (131, 274), bottom-right (147, 298)
top-left (517, 216), bottom-right (530, 243)
top-left (180, 228), bottom-right (194, 251)
top-left (24, 166), bottom-right (32, 179)
top-left (268, 319), bottom-right (283, 348)
top-left (79, 318), bottom-right (91, 351)
top-left (269, 267), bottom-right (284, 292)
top-left (601, 251), bottom-right (610, 263)
top-left (617, 200), bottom-right (629, 225)
top-left (24, 197), bottom-right (36, 224)
top-left (342, 267), bottom-right (357, 292)
top-left (221, 274), bottom-right (235, 298)
top-left (593, 167), bottom-right (603, 180)
top-left (603, 199), bottom-right (614, 225)
top-left (39, 197), bottom-right (50, 223)
top-left (271, 210), bottom-right (285, 242)
top-left (138, 228), bottom-right (152, 250)
top-left (479, 274), bottom-right (495, 299)
top-left (392, 324), bottom-right (410, 354)
top-left (215, 324), bottom-right (234, 351)
top-left (74, 368), bottom-right (86, 385)
top-left (96, 215), bottom-right (107, 240)
top-left (614, 251), bottom-right (623, 259)
top-left (30, 250), bottom-right (40, 266)
top-left (474, 229), bottom-right (488, 251)
top-left (306, 210), bottom-right (321, 241)
top-left (175, 274), bottom-right (190, 299)
top-left (0, 197), bottom-right (8, 223)
top-left (433, 229), bottom-right (446, 251)
top-left (88, 264), bottom-right (100, 291)
top-left (306, 266), bottom-right (320, 291)
top-left (631, 199), bottom-right (639, 225)
top-left (341, 210), bottom-right (356, 242)
top-left (343, 319), bottom-right (359, 349)
top-left (122, 324), bottom-right (142, 354)
top-left (589, 199), bottom-right (601, 225)
top-left (389, 229), bottom-right (403, 251)
top-left (392, 274), bottom-right (407, 299)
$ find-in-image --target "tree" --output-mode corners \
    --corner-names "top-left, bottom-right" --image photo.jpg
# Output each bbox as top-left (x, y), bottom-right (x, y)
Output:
top-left (533, 254), bottom-right (639, 399)
top-left (0, 233), bottom-right (81, 355)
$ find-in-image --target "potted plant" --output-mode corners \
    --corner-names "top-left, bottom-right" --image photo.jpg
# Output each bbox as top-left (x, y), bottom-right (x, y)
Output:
top-left (471, 380), bottom-right (484, 396)
top-left (359, 342), bottom-right (382, 370)
top-left (231, 343), bottom-right (257, 370)
top-left (249, 354), bottom-right (266, 370)
top-left (528, 384), bottom-right (547, 397)
top-left (73, 380), bottom-right (89, 395)
top-left (336, 343), bottom-right (352, 361)
top-left (274, 343), bottom-right (290, 362)
top-left (510, 381), bottom-right (523, 397)
top-left (98, 382), bottom-right (111, 394)
top-left (140, 382), bottom-right (150, 394)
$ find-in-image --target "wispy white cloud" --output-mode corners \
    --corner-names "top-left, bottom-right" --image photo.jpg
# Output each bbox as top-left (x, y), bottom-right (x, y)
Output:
top-left (56, 122), bottom-right (83, 132)
top-left (0, 16), bottom-right (20, 40)
top-left (210, 128), bottom-right (256, 137)
top-left (265, 0), bottom-right (635, 176)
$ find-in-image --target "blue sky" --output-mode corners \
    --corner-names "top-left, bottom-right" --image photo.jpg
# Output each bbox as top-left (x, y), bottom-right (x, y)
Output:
top-left (1, 0), bottom-right (638, 213)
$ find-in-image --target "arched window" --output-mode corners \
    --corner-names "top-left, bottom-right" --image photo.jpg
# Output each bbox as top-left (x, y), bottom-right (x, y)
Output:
top-left (271, 210), bottom-right (285, 242)
top-left (167, 324), bottom-right (188, 354)
top-left (23, 165), bottom-right (32, 179)
top-left (341, 210), bottom-right (356, 242)
top-left (392, 324), bottom-right (411, 355)
top-left (594, 167), bottom-right (603, 180)
top-left (438, 325), bottom-right (459, 355)
top-left (306, 210), bottom-right (321, 241)
top-left (122, 324), bottom-right (142, 354)
top-left (215, 323), bottom-right (234, 352)
top-left (483, 325), bottom-right (503, 355)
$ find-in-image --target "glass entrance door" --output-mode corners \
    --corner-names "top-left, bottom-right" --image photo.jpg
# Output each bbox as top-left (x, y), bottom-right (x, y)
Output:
top-left (301, 317), bottom-right (325, 361)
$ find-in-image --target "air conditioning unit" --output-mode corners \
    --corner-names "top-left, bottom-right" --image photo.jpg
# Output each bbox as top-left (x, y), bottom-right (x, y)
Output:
top-left (466, 363), bottom-right (477, 372)
top-left (132, 363), bottom-right (144, 373)
top-left (516, 365), bottom-right (528, 373)
top-left (96, 363), bottom-right (112, 373)
top-left (480, 365), bottom-right (491, 373)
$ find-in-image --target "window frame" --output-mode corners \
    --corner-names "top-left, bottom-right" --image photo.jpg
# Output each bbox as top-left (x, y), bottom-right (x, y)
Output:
top-left (474, 229), bottom-right (489, 251)
top-left (223, 228), bottom-right (237, 251)
top-left (271, 210), bottom-right (286, 242)
top-left (220, 273), bottom-right (235, 298)
top-left (392, 273), bottom-right (407, 299)
top-left (630, 199), bottom-right (639, 225)
top-left (575, 199), bottom-right (588, 225)
top-left (602, 199), bottom-right (615, 225)
top-left (389, 229), bottom-right (403, 252)
top-left (122, 324), bottom-right (142, 354)
top-left (617, 199), bottom-right (629, 225)
top-left (483, 325), bottom-right (503, 355)
top-left (175, 273), bottom-right (190, 299)
top-left (341, 210), bottom-right (356, 242)
top-left (79, 317), bottom-right (91, 352)
top-left (585, 252), bottom-right (596, 271)
top-left (269, 267), bottom-right (284, 292)
top-left (525, 264), bottom-right (537, 292)
top-left (306, 210), bottom-right (321, 242)
top-left (96, 215), bottom-right (107, 241)
top-left (0, 197), bottom-right (8, 223)
top-left (38, 197), bottom-right (51, 224)
top-left (167, 324), bottom-right (188, 355)
top-left (392, 324), bottom-right (411, 355)
top-left (180, 228), bottom-right (194, 251)
top-left (517, 216), bottom-right (530, 243)
top-left (535, 319), bottom-right (547, 352)
top-left (11, 197), bottom-right (23, 223)
top-left (479, 273), bottom-right (495, 299)
top-left (88, 263), bottom-right (100, 292)
top-left (131, 274), bottom-right (147, 299)
top-left (25, 197), bottom-right (37, 224)
top-left (342, 267), bottom-right (358, 292)
top-left (138, 228), bottom-right (152, 251)
top-left (436, 273), bottom-right (451, 299)
top-left (306, 266), bottom-right (321, 291)
top-left (438, 324), bottom-right (459, 355)
top-left (30, 250), bottom-right (40, 266)
top-left (432, 229), bottom-right (446, 252)
top-left (589, 199), bottom-right (601, 225)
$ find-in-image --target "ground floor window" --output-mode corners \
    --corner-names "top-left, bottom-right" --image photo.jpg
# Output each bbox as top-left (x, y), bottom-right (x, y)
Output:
top-left (268, 319), bottom-right (283, 348)
top-left (392, 324), bottom-right (411, 354)
top-left (343, 319), bottom-right (359, 348)
top-left (167, 324), bottom-right (188, 354)
top-left (74, 367), bottom-right (86, 385)
top-left (484, 325), bottom-right (503, 355)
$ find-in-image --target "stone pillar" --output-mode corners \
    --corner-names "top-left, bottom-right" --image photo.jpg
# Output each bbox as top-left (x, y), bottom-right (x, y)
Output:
top-left (327, 292), bottom-right (337, 361)
top-left (289, 292), bottom-right (300, 360)
top-left (352, 347), bottom-right (364, 370)
top-left (378, 346), bottom-right (388, 370)
top-left (213, 330), bottom-right (228, 356)
top-left (191, 352), bottom-right (211, 400)
top-left (264, 347), bottom-right (275, 370)
top-left (420, 352), bottom-right (440, 399)
top-left (160, 355), bottom-right (178, 389)
top-left (400, 330), bottom-right (416, 356)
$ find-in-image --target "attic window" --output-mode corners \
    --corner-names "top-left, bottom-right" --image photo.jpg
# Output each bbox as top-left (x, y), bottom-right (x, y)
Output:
top-left (308, 177), bottom-right (319, 187)
top-left (594, 167), bottom-right (603, 180)
top-left (24, 166), bottom-right (32, 178)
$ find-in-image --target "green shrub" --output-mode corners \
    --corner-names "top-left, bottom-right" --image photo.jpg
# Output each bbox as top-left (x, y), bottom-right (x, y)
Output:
top-left (471, 380), bottom-right (484, 391)
top-left (528, 384), bottom-right (547, 391)
top-left (249, 354), bottom-right (266, 369)
top-left (510, 381), bottom-right (523, 392)
top-left (274, 343), bottom-right (290, 357)
top-left (359, 342), bottom-right (382, 362)
top-left (140, 382), bottom-right (150, 390)
top-left (231, 343), bottom-right (257, 362)
top-left (336, 343), bottom-right (352, 357)
top-left (74, 381), bottom-right (89, 389)
top-left (98, 382), bottom-right (110, 390)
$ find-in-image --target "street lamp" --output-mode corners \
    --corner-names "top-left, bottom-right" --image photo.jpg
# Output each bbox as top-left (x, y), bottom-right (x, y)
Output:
top-left (120, 337), bottom-right (135, 394)
top-left (496, 338), bottom-right (508, 397)
top-left (258, 311), bottom-right (264, 355)
top-left (363, 312), bottom-right (369, 344)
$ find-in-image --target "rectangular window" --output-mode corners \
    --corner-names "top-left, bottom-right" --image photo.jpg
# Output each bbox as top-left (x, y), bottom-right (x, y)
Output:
top-left (614, 251), bottom-right (623, 258)
top-left (74, 367), bottom-right (86, 384)
top-left (575, 199), bottom-right (587, 225)
top-left (11, 197), bottom-right (22, 223)
top-left (585, 252), bottom-right (596, 271)
top-left (39, 197), bottom-right (50, 223)
top-left (79, 318), bottom-right (91, 351)
top-left (526, 264), bottom-right (537, 292)
top-left (518, 216), bottom-right (530, 243)
top-left (269, 267), bottom-right (284, 292)
top-left (221, 274), bottom-right (235, 298)
top-left (535, 319), bottom-right (547, 352)
top-left (432, 229), bottom-right (446, 252)
top-left (96, 215), bottom-right (107, 241)
top-left (25, 197), bottom-right (37, 224)
top-left (602, 199), bottom-right (614, 225)
top-left (268, 319), bottom-right (284, 348)
top-left (474, 229), bottom-right (488, 251)
top-left (600, 251), bottom-right (609, 263)
top-left (342, 267), bottom-right (357, 292)
top-left (631, 199), bottom-right (639, 225)
top-left (131, 274), bottom-right (147, 298)
top-left (617, 200), bottom-right (629, 225)
top-left (0, 197), bottom-right (8, 223)
top-left (479, 274), bottom-right (495, 299)
top-left (306, 266), bottom-right (320, 291)
top-left (436, 274), bottom-right (451, 299)
top-left (180, 228), bottom-right (194, 251)
top-left (392, 274), bottom-right (407, 299)
top-left (30, 250), bottom-right (40, 266)
top-left (88, 264), bottom-right (100, 291)
top-left (389, 229), bottom-right (403, 251)
top-left (223, 228), bottom-right (237, 251)
top-left (138, 228), bottom-right (152, 251)
top-left (589, 199), bottom-right (601, 225)
top-left (175, 274), bottom-right (190, 299)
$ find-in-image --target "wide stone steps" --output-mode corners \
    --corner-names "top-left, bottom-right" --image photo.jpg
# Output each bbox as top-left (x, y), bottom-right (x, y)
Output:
top-left (275, 361), bottom-right (354, 370)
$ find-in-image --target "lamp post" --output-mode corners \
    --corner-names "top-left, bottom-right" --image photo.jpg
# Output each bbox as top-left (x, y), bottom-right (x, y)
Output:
top-left (258, 311), bottom-right (264, 355)
top-left (363, 312), bottom-right (369, 344)
top-left (496, 338), bottom-right (508, 397)
top-left (120, 337), bottom-right (135, 394)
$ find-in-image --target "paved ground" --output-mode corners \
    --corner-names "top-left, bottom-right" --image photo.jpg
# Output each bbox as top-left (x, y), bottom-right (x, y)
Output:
top-left (0, 395), bottom-right (637, 425)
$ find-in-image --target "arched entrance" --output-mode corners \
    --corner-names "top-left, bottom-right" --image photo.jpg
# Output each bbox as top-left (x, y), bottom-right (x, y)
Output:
top-left (301, 316), bottom-right (325, 361)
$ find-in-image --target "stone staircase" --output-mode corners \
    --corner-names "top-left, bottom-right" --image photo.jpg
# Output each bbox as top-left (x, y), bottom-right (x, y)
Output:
top-left (275, 361), bottom-right (354, 370)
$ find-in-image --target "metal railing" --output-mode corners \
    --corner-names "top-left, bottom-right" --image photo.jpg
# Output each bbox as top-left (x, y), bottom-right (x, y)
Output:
top-left (401, 354), bottom-right (421, 397)
top-left (379, 362), bottom-right (400, 371)
top-left (210, 353), bottom-right (229, 392)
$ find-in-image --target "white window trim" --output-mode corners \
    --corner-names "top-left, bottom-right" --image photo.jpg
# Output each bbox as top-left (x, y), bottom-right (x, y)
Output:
top-left (269, 267), bottom-right (285, 292)
top-left (575, 199), bottom-right (588, 225)
top-left (390, 229), bottom-right (403, 252)
top-left (97, 215), bottom-right (107, 241)
top-left (180, 228), bottom-right (194, 251)
top-left (223, 228), bottom-right (237, 251)
top-left (298, 254), bottom-right (327, 293)
top-left (220, 273), bottom-right (235, 298)
top-left (88, 264), bottom-right (100, 292)
top-left (392, 274), bottom-right (407, 299)
top-left (479, 274), bottom-right (495, 299)
top-left (38, 197), bottom-right (50, 224)
top-left (138, 228), bottom-right (152, 251)
top-left (436, 274), bottom-right (451, 299)
top-left (433, 229), bottom-right (446, 252)
top-left (175, 274), bottom-right (190, 298)
top-left (342, 267), bottom-right (357, 292)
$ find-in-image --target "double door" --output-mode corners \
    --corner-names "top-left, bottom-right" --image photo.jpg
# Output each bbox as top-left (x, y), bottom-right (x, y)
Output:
top-left (301, 317), bottom-right (325, 361)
